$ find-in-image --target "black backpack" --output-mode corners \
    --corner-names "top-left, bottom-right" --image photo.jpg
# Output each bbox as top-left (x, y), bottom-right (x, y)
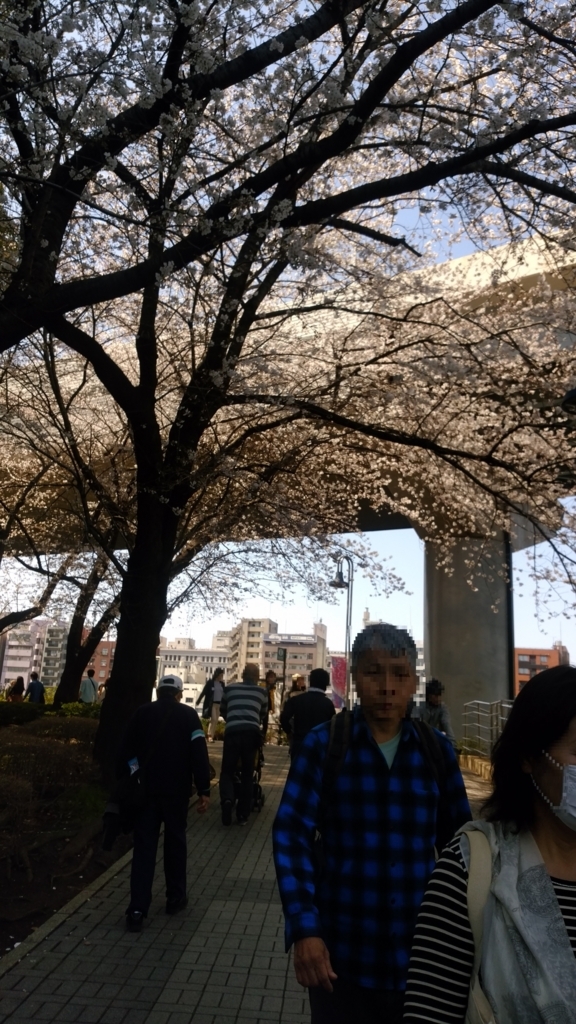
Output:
top-left (317, 709), bottom-right (455, 856)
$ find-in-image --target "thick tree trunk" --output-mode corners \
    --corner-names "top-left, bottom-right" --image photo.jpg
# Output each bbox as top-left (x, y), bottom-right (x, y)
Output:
top-left (93, 551), bottom-right (171, 785)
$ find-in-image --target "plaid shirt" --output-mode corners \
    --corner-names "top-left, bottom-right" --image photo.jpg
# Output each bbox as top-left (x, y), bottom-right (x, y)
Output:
top-left (273, 709), bottom-right (471, 991)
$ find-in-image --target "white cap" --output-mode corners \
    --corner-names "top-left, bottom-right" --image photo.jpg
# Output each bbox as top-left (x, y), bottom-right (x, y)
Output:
top-left (157, 674), bottom-right (183, 691)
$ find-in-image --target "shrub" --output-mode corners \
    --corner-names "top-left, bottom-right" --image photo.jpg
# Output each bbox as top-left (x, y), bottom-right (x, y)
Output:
top-left (0, 732), bottom-right (98, 798)
top-left (0, 702), bottom-right (43, 728)
top-left (23, 716), bottom-right (98, 745)
top-left (59, 701), bottom-right (101, 719)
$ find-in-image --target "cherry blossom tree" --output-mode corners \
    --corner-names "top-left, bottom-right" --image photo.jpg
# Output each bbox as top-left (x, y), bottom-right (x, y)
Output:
top-left (2, 0), bottom-right (576, 771)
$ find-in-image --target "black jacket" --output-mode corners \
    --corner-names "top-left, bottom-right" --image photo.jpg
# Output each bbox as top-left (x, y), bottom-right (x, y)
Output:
top-left (118, 698), bottom-right (211, 799)
top-left (280, 689), bottom-right (335, 751)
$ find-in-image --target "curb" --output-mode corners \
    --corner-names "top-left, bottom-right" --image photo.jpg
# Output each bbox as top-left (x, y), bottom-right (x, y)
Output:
top-left (0, 846), bottom-right (134, 980)
top-left (0, 782), bottom-right (218, 980)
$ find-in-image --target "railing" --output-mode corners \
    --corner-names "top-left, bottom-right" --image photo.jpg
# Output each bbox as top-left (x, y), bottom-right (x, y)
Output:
top-left (462, 700), bottom-right (513, 757)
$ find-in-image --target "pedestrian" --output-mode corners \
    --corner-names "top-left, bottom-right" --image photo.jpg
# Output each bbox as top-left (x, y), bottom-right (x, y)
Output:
top-left (97, 678), bottom-right (109, 702)
top-left (6, 676), bottom-right (25, 702)
top-left (219, 662), bottom-right (268, 826)
top-left (208, 667), bottom-right (225, 741)
top-left (117, 674), bottom-right (211, 933)
top-left (282, 672), bottom-right (306, 709)
top-left (273, 622), bottom-right (471, 1024)
top-left (79, 668), bottom-right (98, 703)
top-left (196, 670), bottom-right (217, 721)
top-left (24, 671), bottom-right (46, 704)
top-left (261, 668), bottom-right (277, 741)
top-left (280, 668), bottom-right (335, 759)
top-left (403, 664), bottom-right (576, 1024)
top-left (412, 678), bottom-right (456, 747)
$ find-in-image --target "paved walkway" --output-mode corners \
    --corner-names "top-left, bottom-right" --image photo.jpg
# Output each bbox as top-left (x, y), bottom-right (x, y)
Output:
top-left (0, 748), bottom-right (490, 1024)
top-left (0, 747), bottom-right (306, 1024)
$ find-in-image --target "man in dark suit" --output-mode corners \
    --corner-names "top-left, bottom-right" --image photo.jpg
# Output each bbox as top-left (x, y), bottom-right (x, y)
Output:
top-left (118, 674), bottom-right (211, 932)
top-left (280, 668), bottom-right (335, 760)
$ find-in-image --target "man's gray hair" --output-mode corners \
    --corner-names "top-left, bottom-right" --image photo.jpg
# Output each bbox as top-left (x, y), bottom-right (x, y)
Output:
top-left (351, 623), bottom-right (417, 669)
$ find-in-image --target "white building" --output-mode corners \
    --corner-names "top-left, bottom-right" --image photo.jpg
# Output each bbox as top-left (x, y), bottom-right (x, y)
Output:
top-left (156, 637), bottom-right (230, 707)
top-left (0, 620), bottom-right (46, 690)
top-left (262, 623), bottom-right (328, 698)
top-left (212, 630), bottom-right (232, 651)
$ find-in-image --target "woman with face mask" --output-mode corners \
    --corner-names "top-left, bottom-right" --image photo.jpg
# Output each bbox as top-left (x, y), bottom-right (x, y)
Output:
top-left (403, 665), bottom-right (576, 1024)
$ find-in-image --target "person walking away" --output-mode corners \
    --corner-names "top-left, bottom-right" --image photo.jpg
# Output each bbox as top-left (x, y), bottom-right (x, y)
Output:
top-left (282, 673), bottom-right (306, 710)
top-left (261, 669), bottom-right (277, 737)
top-left (412, 678), bottom-right (456, 748)
top-left (208, 667), bottom-right (225, 741)
top-left (118, 674), bottom-right (211, 933)
top-left (281, 668), bottom-right (335, 760)
top-left (6, 676), bottom-right (25, 702)
top-left (196, 672), bottom-right (215, 721)
top-left (79, 668), bottom-right (98, 703)
top-left (219, 662), bottom-right (268, 826)
top-left (273, 622), bottom-right (471, 1024)
top-left (403, 664), bottom-right (576, 1024)
top-left (24, 671), bottom-right (45, 704)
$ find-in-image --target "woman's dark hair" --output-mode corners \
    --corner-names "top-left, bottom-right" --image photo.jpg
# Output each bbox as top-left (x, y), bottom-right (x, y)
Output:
top-left (484, 665), bottom-right (576, 830)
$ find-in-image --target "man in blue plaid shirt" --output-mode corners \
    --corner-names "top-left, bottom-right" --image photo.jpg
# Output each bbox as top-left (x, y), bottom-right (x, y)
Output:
top-left (273, 623), bottom-right (471, 1024)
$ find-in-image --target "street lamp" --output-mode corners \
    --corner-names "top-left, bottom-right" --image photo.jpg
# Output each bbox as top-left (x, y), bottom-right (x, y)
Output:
top-left (329, 554), bottom-right (354, 710)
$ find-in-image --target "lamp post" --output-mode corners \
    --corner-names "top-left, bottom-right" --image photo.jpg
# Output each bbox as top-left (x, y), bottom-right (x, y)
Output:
top-left (329, 555), bottom-right (354, 709)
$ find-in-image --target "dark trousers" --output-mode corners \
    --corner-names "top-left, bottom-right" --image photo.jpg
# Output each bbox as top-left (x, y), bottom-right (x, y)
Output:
top-left (309, 982), bottom-right (404, 1024)
top-left (219, 730), bottom-right (260, 820)
top-left (129, 794), bottom-right (188, 914)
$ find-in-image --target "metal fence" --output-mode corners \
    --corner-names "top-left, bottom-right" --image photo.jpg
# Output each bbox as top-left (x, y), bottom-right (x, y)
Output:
top-left (462, 699), bottom-right (514, 757)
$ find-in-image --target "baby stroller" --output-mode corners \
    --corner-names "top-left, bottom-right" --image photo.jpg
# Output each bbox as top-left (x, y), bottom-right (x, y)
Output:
top-left (233, 745), bottom-right (265, 813)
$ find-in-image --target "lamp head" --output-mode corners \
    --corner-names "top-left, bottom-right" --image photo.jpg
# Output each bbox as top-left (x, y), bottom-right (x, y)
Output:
top-left (329, 567), bottom-right (348, 589)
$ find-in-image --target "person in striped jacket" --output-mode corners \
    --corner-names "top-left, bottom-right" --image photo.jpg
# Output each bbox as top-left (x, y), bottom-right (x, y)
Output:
top-left (219, 662), bottom-right (268, 826)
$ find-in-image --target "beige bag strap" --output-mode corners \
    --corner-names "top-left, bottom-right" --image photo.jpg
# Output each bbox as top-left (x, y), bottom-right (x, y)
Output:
top-left (466, 829), bottom-right (493, 982)
top-left (465, 829), bottom-right (496, 1023)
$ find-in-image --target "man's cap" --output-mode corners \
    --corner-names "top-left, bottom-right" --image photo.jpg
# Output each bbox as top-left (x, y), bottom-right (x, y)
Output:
top-left (158, 674), bottom-right (183, 691)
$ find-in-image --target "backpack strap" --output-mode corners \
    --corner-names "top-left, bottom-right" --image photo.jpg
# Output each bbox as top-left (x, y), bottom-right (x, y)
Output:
top-left (412, 719), bottom-right (452, 852)
top-left (318, 709), bottom-right (351, 828)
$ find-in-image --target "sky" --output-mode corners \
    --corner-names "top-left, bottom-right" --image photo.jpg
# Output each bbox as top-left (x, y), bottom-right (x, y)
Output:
top-left (164, 528), bottom-right (576, 660)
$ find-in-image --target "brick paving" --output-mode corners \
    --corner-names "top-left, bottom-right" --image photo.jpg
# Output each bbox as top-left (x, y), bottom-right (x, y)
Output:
top-left (0, 746), bottom-right (307, 1024)
top-left (0, 747), bottom-right (491, 1024)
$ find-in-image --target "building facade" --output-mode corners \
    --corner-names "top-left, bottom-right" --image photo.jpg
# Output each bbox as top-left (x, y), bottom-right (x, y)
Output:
top-left (262, 623), bottom-right (328, 697)
top-left (514, 641), bottom-right (570, 694)
top-left (227, 618), bottom-right (278, 681)
top-left (0, 620), bottom-right (46, 690)
top-left (40, 623), bottom-right (69, 688)
top-left (84, 635), bottom-right (117, 684)
top-left (156, 637), bottom-right (230, 706)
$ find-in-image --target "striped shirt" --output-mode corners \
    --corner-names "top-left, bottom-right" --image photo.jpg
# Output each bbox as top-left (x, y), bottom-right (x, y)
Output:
top-left (220, 681), bottom-right (268, 735)
top-left (403, 835), bottom-right (576, 1023)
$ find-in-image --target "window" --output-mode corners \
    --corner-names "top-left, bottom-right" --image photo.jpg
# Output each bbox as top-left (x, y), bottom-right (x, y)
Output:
top-left (101, 648), bottom-right (108, 655)
top-left (99, 670), bottom-right (106, 677)
top-left (540, 656), bottom-right (548, 664)
top-left (185, 698), bottom-right (194, 703)
top-left (518, 655), bottom-right (529, 662)
top-left (519, 666), bottom-right (530, 674)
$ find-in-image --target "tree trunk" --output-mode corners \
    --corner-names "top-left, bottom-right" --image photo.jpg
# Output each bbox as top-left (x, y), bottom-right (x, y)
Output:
top-left (93, 550), bottom-right (171, 785)
top-left (53, 598), bottom-right (120, 708)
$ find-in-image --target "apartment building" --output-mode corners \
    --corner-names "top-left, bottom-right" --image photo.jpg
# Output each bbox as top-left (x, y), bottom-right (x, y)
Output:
top-left (514, 641), bottom-right (570, 693)
top-left (227, 618), bottom-right (278, 681)
top-left (85, 635), bottom-right (117, 683)
top-left (212, 630), bottom-right (232, 651)
top-left (0, 620), bottom-right (46, 689)
top-left (40, 623), bottom-right (69, 688)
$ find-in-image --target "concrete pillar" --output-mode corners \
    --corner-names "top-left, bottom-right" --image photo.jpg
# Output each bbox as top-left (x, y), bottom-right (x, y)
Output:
top-left (424, 533), bottom-right (514, 739)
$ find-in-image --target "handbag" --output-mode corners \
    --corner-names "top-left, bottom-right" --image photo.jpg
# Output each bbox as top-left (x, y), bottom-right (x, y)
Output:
top-left (465, 829), bottom-right (497, 1024)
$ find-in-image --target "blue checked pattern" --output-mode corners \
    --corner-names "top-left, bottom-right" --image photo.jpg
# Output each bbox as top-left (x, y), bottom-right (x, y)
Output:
top-left (273, 710), bottom-right (471, 991)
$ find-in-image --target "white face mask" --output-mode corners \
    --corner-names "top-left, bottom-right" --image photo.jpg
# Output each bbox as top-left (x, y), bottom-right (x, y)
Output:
top-left (531, 751), bottom-right (576, 832)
